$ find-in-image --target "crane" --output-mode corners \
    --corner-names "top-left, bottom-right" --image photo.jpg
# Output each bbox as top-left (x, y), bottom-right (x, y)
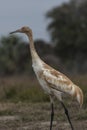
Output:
top-left (10, 26), bottom-right (83, 130)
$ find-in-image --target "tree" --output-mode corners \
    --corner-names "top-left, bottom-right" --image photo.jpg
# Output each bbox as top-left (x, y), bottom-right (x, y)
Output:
top-left (0, 35), bottom-right (30, 75)
top-left (46, 2), bottom-right (87, 73)
top-left (0, 35), bottom-right (20, 74)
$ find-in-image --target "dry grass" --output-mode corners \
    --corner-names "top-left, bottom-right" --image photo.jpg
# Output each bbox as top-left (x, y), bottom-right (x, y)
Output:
top-left (0, 75), bottom-right (86, 129)
top-left (0, 102), bottom-right (86, 130)
top-left (71, 74), bottom-right (87, 108)
top-left (0, 75), bottom-right (49, 102)
top-left (0, 74), bottom-right (87, 106)
top-left (0, 74), bottom-right (87, 105)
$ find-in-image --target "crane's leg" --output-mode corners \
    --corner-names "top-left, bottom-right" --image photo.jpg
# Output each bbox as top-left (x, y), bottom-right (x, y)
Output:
top-left (49, 96), bottom-right (54, 130)
top-left (50, 102), bottom-right (54, 130)
top-left (61, 102), bottom-right (74, 130)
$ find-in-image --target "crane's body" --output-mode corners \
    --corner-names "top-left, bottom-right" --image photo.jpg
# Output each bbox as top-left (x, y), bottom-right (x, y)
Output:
top-left (10, 26), bottom-right (83, 130)
top-left (32, 56), bottom-right (83, 106)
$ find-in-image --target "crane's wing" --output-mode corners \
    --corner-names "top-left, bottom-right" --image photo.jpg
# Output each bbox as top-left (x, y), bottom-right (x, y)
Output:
top-left (43, 68), bottom-right (73, 94)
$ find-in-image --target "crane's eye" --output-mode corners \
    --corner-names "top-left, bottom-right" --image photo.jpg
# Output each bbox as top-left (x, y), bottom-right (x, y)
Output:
top-left (21, 27), bottom-right (25, 30)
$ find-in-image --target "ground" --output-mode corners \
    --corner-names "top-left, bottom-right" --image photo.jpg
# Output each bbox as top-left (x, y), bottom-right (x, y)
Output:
top-left (0, 75), bottom-right (87, 130)
top-left (0, 102), bottom-right (86, 130)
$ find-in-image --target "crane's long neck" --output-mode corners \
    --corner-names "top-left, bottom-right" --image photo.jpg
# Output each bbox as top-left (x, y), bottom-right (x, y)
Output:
top-left (27, 32), bottom-right (40, 63)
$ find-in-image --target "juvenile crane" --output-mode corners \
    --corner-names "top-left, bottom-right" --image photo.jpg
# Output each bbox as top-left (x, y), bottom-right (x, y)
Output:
top-left (10, 26), bottom-right (83, 130)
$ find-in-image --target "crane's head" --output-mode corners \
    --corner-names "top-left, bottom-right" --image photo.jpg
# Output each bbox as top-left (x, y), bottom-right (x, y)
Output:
top-left (10, 26), bottom-right (32, 35)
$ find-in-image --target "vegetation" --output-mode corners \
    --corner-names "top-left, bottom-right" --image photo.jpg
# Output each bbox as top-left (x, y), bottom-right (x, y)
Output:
top-left (0, 75), bottom-right (86, 108)
top-left (46, 2), bottom-right (87, 73)
top-left (0, 76), bottom-right (49, 103)
top-left (0, 35), bottom-right (30, 75)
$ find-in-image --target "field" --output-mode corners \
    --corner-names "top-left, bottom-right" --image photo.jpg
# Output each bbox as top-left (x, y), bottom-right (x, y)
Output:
top-left (0, 75), bottom-right (87, 130)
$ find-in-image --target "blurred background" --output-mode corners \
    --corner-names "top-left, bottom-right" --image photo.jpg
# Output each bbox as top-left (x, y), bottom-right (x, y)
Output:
top-left (0, 0), bottom-right (87, 129)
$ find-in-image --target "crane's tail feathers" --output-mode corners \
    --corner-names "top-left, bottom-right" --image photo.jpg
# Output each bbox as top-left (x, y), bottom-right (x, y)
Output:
top-left (74, 85), bottom-right (83, 108)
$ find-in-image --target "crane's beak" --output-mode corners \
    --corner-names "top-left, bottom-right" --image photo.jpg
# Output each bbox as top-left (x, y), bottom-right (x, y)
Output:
top-left (9, 29), bottom-right (22, 34)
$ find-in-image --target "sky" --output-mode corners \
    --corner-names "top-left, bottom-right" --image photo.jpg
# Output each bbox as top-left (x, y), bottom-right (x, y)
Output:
top-left (0, 0), bottom-right (69, 42)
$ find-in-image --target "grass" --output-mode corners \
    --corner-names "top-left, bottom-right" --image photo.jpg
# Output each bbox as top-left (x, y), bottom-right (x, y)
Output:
top-left (0, 75), bottom-right (49, 103)
top-left (71, 74), bottom-right (87, 108)
top-left (0, 74), bottom-right (87, 106)
top-left (0, 102), bottom-right (86, 130)
top-left (0, 74), bottom-right (86, 129)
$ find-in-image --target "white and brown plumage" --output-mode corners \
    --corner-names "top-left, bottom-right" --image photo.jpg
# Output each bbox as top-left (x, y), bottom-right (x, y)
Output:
top-left (10, 26), bottom-right (83, 130)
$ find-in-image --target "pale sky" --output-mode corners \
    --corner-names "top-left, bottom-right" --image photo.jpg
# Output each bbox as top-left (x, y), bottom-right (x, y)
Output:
top-left (0, 0), bottom-right (69, 41)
